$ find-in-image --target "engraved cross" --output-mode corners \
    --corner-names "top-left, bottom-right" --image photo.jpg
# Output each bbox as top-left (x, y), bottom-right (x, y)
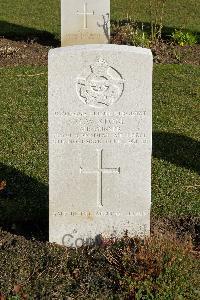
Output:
top-left (80, 149), bottom-right (120, 208)
top-left (77, 2), bottom-right (95, 29)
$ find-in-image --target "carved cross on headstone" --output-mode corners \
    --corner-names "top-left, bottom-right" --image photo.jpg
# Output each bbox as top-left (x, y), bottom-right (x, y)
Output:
top-left (77, 2), bottom-right (95, 29)
top-left (80, 149), bottom-right (120, 207)
top-left (61, 0), bottom-right (110, 46)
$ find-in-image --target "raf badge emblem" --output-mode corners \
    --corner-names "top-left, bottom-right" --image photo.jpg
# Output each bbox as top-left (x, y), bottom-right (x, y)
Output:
top-left (76, 58), bottom-right (124, 108)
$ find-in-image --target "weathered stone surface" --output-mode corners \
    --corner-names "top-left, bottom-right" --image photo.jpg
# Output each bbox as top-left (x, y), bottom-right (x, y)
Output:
top-left (49, 45), bottom-right (153, 247)
top-left (61, 0), bottom-right (110, 46)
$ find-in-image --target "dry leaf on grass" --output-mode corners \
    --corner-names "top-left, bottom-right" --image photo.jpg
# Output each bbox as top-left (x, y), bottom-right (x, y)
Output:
top-left (0, 180), bottom-right (6, 191)
top-left (13, 284), bottom-right (22, 294)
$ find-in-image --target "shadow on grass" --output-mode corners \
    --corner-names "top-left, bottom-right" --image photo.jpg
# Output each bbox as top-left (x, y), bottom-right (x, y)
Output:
top-left (0, 20), bottom-right (60, 47)
top-left (111, 20), bottom-right (200, 43)
top-left (153, 132), bottom-right (200, 245)
top-left (153, 132), bottom-right (200, 174)
top-left (0, 163), bottom-right (48, 241)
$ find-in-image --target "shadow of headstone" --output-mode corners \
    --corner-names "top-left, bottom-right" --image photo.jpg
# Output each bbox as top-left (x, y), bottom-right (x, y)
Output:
top-left (0, 20), bottom-right (60, 47)
top-left (153, 131), bottom-right (200, 174)
top-left (0, 163), bottom-right (48, 241)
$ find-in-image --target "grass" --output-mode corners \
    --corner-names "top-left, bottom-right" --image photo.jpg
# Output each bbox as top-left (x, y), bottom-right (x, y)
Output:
top-left (0, 68), bottom-right (48, 183)
top-left (0, 64), bottom-right (199, 238)
top-left (152, 64), bottom-right (200, 219)
top-left (112, 0), bottom-right (200, 33)
top-left (0, 0), bottom-right (200, 41)
top-left (0, 230), bottom-right (199, 299)
top-left (0, 0), bottom-right (60, 41)
top-left (0, 68), bottom-right (48, 238)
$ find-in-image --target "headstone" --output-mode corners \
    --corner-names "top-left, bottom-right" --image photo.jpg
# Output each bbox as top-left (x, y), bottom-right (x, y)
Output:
top-left (49, 44), bottom-right (153, 247)
top-left (61, 0), bottom-right (110, 46)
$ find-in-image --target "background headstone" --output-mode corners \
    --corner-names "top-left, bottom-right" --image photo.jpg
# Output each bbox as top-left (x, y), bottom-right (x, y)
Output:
top-left (49, 44), bottom-right (153, 247)
top-left (61, 0), bottom-right (110, 46)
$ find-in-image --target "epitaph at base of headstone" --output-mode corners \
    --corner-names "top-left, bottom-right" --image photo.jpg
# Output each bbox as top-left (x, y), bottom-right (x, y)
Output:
top-left (49, 45), bottom-right (153, 247)
top-left (61, 0), bottom-right (110, 46)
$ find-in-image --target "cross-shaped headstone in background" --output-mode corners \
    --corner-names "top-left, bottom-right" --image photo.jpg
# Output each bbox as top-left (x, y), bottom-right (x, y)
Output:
top-left (77, 2), bottom-right (94, 29)
top-left (61, 0), bottom-right (110, 46)
top-left (80, 149), bottom-right (120, 207)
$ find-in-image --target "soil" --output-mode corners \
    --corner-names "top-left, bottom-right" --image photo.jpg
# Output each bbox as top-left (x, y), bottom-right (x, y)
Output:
top-left (0, 37), bottom-right (199, 67)
top-left (0, 38), bottom-right (52, 67)
top-left (151, 41), bottom-right (200, 65)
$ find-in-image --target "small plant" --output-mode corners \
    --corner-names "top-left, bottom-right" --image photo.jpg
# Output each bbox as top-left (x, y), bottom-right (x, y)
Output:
top-left (149, 0), bottom-right (168, 43)
top-left (171, 30), bottom-right (197, 46)
top-left (132, 28), bottom-right (150, 48)
top-left (111, 20), bottom-right (150, 48)
top-left (173, 49), bottom-right (181, 62)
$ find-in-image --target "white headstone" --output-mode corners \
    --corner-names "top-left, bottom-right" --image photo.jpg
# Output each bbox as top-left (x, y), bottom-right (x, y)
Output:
top-left (61, 0), bottom-right (110, 46)
top-left (49, 44), bottom-right (153, 247)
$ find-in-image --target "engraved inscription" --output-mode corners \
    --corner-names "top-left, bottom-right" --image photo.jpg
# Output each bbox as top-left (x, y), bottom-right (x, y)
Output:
top-left (77, 58), bottom-right (125, 108)
top-left (76, 2), bottom-right (95, 29)
top-left (53, 211), bottom-right (149, 217)
top-left (65, 32), bottom-right (101, 41)
top-left (52, 110), bottom-right (150, 145)
top-left (80, 149), bottom-right (120, 207)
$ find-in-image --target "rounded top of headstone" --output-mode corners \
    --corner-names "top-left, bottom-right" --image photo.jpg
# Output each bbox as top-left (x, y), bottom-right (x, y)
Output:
top-left (49, 44), bottom-right (153, 58)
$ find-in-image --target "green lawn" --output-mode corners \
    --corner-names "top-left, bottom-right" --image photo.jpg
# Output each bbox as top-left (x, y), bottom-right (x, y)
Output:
top-left (152, 64), bottom-right (200, 218)
top-left (0, 67), bottom-right (48, 237)
top-left (112, 0), bottom-right (200, 33)
top-left (0, 0), bottom-right (60, 40)
top-left (0, 64), bottom-right (199, 236)
top-left (0, 0), bottom-right (200, 40)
